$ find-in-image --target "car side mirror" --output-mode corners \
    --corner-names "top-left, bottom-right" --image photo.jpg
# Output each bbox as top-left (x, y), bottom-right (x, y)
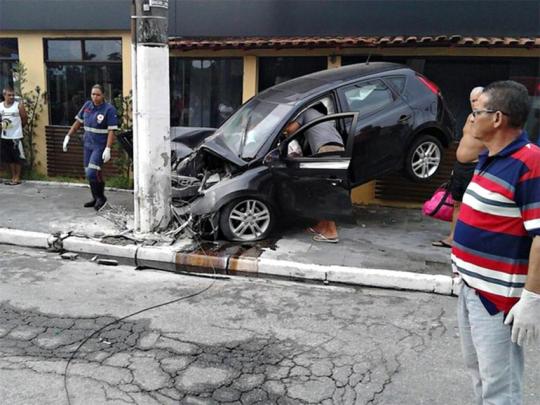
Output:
top-left (263, 149), bottom-right (280, 166)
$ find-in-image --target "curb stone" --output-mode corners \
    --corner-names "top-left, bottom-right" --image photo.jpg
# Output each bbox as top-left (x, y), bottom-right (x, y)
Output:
top-left (1, 178), bottom-right (133, 193)
top-left (0, 227), bottom-right (456, 296)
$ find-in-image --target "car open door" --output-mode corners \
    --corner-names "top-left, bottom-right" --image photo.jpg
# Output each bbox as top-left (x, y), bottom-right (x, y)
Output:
top-left (264, 112), bottom-right (358, 220)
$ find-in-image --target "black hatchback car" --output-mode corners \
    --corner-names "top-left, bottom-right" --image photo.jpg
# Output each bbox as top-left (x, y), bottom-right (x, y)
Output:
top-left (168, 62), bottom-right (455, 242)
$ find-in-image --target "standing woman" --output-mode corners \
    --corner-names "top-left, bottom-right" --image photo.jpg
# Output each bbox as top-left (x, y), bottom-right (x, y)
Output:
top-left (63, 84), bottom-right (118, 210)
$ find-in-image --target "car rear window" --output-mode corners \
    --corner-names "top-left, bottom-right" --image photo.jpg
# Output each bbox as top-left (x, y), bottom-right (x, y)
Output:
top-left (341, 79), bottom-right (394, 117)
top-left (386, 76), bottom-right (406, 94)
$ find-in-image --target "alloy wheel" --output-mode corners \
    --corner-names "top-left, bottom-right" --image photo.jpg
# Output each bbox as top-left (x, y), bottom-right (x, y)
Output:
top-left (227, 199), bottom-right (272, 241)
top-left (410, 141), bottom-right (441, 179)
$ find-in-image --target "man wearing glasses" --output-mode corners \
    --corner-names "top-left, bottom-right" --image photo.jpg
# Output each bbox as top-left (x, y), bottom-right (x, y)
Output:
top-left (451, 81), bottom-right (540, 404)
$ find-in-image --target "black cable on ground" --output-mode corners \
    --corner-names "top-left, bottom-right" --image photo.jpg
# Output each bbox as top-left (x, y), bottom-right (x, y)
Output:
top-left (63, 239), bottom-right (217, 405)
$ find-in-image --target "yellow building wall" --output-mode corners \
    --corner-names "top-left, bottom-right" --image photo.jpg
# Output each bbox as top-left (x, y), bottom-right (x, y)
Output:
top-left (0, 31), bottom-right (132, 175)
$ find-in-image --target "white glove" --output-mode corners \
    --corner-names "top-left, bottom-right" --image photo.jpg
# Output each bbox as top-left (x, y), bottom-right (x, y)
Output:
top-left (504, 288), bottom-right (540, 346)
top-left (102, 147), bottom-right (111, 163)
top-left (63, 135), bottom-right (70, 152)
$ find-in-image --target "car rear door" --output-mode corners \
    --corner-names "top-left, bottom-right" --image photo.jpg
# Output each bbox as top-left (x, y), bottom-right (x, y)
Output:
top-left (265, 112), bottom-right (358, 220)
top-left (338, 78), bottom-right (414, 186)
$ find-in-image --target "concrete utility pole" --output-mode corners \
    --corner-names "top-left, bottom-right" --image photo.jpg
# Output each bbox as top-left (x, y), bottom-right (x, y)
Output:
top-left (132, 0), bottom-right (171, 234)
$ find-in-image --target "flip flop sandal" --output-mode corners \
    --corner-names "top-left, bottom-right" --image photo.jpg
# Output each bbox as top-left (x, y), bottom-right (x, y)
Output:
top-left (313, 234), bottom-right (339, 243)
top-left (6, 181), bottom-right (21, 186)
top-left (432, 240), bottom-right (452, 248)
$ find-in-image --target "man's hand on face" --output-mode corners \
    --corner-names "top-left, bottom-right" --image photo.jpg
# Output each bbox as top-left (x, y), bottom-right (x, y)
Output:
top-left (505, 288), bottom-right (540, 346)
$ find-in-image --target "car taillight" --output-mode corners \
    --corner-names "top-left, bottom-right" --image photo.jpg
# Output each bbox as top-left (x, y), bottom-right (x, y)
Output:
top-left (417, 75), bottom-right (441, 95)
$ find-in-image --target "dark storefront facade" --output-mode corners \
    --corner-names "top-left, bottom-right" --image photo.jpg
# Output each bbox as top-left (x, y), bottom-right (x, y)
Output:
top-left (1, 0), bottom-right (539, 204)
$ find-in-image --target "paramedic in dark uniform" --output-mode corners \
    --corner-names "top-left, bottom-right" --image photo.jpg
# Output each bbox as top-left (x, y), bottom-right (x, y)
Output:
top-left (63, 84), bottom-right (118, 210)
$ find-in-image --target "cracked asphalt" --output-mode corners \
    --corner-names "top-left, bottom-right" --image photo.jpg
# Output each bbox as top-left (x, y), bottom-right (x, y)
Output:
top-left (1, 245), bottom-right (539, 404)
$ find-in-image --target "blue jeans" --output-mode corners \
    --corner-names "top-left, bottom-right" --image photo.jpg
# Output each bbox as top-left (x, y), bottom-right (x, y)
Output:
top-left (457, 283), bottom-right (524, 405)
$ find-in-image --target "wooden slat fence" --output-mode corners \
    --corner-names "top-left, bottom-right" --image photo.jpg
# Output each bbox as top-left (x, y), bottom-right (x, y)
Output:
top-left (374, 142), bottom-right (458, 203)
top-left (46, 125), bottom-right (123, 178)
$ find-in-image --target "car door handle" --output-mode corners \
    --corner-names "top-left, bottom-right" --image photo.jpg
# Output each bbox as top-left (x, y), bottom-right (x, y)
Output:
top-left (399, 114), bottom-right (411, 122)
top-left (325, 177), bottom-right (343, 186)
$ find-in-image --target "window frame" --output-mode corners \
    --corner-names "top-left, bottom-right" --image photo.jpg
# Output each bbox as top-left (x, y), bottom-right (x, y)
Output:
top-left (44, 38), bottom-right (123, 126)
top-left (44, 38), bottom-right (122, 64)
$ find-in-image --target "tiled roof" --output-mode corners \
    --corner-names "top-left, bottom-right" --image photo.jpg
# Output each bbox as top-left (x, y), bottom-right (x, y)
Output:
top-left (169, 35), bottom-right (540, 50)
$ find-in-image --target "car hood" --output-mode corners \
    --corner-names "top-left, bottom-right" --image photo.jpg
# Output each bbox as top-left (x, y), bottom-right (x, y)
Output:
top-left (200, 135), bottom-right (248, 168)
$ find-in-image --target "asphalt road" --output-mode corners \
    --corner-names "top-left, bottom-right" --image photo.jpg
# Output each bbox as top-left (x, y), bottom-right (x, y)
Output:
top-left (1, 245), bottom-right (539, 405)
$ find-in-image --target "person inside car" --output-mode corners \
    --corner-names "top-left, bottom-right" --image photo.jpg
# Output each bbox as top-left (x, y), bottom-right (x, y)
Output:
top-left (283, 104), bottom-right (345, 243)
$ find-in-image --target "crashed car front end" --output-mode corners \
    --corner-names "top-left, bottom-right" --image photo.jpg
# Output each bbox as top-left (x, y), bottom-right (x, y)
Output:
top-left (171, 145), bottom-right (244, 239)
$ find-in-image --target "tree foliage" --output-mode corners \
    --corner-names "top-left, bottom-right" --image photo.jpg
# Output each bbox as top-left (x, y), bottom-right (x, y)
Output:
top-left (12, 62), bottom-right (47, 170)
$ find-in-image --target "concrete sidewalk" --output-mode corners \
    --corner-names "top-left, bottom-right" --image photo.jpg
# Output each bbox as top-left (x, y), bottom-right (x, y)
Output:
top-left (0, 181), bottom-right (456, 294)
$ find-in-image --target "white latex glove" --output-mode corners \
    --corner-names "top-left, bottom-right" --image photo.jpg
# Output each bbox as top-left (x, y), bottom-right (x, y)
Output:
top-left (62, 135), bottom-right (70, 152)
top-left (102, 147), bottom-right (111, 163)
top-left (504, 288), bottom-right (540, 346)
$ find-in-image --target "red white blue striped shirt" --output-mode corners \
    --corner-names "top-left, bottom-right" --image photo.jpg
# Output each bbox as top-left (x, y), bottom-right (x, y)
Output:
top-left (451, 132), bottom-right (540, 313)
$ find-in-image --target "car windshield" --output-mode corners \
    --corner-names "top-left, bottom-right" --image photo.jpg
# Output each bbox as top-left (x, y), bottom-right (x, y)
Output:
top-left (214, 98), bottom-right (293, 159)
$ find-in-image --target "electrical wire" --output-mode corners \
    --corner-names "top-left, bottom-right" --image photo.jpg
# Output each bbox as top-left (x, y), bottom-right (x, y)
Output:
top-left (63, 239), bottom-right (218, 405)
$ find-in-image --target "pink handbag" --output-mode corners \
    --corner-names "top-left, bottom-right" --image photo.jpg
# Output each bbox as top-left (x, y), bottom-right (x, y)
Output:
top-left (422, 183), bottom-right (454, 222)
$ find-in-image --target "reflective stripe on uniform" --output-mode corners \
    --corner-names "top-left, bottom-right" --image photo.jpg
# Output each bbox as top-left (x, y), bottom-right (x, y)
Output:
top-left (84, 126), bottom-right (108, 134)
top-left (87, 162), bottom-right (102, 170)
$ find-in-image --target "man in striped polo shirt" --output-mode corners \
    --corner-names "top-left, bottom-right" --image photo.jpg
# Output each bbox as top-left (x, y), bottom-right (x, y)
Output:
top-left (452, 81), bottom-right (540, 404)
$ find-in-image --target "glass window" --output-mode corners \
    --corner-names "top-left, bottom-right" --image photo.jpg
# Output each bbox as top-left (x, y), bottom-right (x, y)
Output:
top-left (45, 39), bottom-right (122, 125)
top-left (84, 40), bottom-right (122, 61)
top-left (47, 40), bottom-right (83, 61)
top-left (169, 58), bottom-right (243, 128)
top-left (386, 76), bottom-right (406, 94)
top-left (258, 57), bottom-right (327, 92)
top-left (0, 38), bottom-right (18, 59)
top-left (0, 38), bottom-right (18, 97)
top-left (423, 58), bottom-right (540, 135)
top-left (341, 80), bottom-right (393, 117)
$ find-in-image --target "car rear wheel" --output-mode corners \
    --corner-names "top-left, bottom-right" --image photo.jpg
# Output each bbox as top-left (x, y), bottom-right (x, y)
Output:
top-left (405, 135), bottom-right (443, 182)
top-left (220, 198), bottom-right (275, 242)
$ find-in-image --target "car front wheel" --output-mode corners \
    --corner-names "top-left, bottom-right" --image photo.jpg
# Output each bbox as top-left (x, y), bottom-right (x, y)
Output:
top-left (404, 135), bottom-right (443, 182)
top-left (220, 198), bottom-right (275, 242)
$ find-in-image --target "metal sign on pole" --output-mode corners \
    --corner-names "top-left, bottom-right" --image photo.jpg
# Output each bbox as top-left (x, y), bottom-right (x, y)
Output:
top-left (131, 0), bottom-right (171, 234)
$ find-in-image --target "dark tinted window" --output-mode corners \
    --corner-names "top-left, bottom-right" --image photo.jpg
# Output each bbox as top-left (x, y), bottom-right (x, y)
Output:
top-left (0, 38), bottom-right (18, 94)
top-left (0, 38), bottom-right (18, 59)
top-left (45, 39), bottom-right (122, 125)
top-left (170, 58), bottom-right (243, 128)
top-left (341, 80), bottom-right (393, 117)
top-left (47, 40), bottom-right (82, 61)
top-left (386, 76), bottom-right (406, 94)
top-left (84, 40), bottom-right (122, 61)
top-left (258, 56), bottom-right (327, 92)
top-left (423, 58), bottom-right (540, 136)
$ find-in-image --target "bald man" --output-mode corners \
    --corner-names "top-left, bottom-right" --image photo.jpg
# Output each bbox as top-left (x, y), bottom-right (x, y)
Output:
top-left (433, 87), bottom-right (486, 248)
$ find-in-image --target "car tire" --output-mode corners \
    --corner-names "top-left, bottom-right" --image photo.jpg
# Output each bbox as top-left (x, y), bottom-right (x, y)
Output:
top-left (220, 197), bottom-right (275, 242)
top-left (404, 134), bottom-right (444, 182)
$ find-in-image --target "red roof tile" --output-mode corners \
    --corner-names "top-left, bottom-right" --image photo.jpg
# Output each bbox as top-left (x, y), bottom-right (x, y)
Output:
top-left (168, 35), bottom-right (540, 50)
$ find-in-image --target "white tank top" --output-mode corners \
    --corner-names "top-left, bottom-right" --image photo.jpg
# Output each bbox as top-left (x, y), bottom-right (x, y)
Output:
top-left (0, 101), bottom-right (23, 139)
